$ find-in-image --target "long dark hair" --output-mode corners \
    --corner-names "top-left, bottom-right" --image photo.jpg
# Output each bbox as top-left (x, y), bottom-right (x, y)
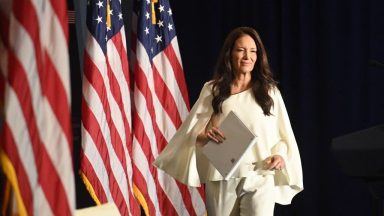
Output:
top-left (211, 27), bottom-right (277, 115)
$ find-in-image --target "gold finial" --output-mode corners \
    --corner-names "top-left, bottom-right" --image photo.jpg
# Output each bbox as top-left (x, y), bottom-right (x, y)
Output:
top-left (106, 0), bottom-right (111, 29)
top-left (151, 0), bottom-right (158, 24)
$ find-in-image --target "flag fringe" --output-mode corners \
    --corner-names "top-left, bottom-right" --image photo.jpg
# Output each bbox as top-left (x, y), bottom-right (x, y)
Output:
top-left (79, 171), bottom-right (102, 206)
top-left (0, 150), bottom-right (26, 216)
top-left (133, 184), bottom-right (149, 216)
top-left (1, 175), bottom-right (11, 215)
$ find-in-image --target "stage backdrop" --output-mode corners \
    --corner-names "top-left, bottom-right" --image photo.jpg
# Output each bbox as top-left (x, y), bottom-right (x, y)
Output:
top-left (170, 0), bottom-right (384, 215)
top-left (69, 0), bottom-right (384, 215)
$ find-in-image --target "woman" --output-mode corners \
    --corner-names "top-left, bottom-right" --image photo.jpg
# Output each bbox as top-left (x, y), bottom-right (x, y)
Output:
top-left (154, 27), bottom-right (303, 216)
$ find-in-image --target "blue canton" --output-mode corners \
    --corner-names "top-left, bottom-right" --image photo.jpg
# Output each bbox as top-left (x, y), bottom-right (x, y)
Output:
top-left (135, 0), bottom-right (177, 61)
top-left (87, 0), bottom-right (124, 53)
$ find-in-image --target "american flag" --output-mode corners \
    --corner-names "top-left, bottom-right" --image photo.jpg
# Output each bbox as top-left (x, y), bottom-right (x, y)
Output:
top-left (131, 0), bottom-right (206, 215)
top-left (79, 0), bottom-right (141, 215)
top-left (0, 0), bottom-right (75, 215)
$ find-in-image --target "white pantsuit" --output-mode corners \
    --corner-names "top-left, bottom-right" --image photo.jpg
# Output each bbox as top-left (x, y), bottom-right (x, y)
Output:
top-left (206, 174), bottom-right (275, 216)
top-left (154, 81), bottom-right (303, 214)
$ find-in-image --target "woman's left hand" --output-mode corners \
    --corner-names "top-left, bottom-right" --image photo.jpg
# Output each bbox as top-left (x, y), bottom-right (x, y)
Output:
top-left (263, 155), bottom-right (286, 171)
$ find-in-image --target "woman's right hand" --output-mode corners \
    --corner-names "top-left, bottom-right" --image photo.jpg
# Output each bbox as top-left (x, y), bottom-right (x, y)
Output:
top-left (197, 126), bottom-right (226, 146)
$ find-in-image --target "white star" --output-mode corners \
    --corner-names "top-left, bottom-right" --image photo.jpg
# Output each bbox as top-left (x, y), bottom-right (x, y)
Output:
top-left (145, 11), bottom-right (150, 20)
top-left (167, 8), bottom-right (172, 15)
top-left (95, 16), bottom-right (102, 23)
top-left (158, 5), bottom-right (165, 12)
top-left (118, 12), bottom-right (123, 20)
top-left (155, 35), bottom-right (162, 43)
top-left (107, 26), bottom-right (111, 31)
top-left (168, 23), bottom-right (173, 31)
top-left (105, 35), bottom-right (108, 41)
top-left (109, 9), bottom-right (113, 15)
top-left (144, 27), bottom-right (149, 34)
top-left (96, 0), bottom-right (103, 8)
top-left (157, 20), bottom-right (164, 28)
top-left (146, 0), bottom-right (150, 4)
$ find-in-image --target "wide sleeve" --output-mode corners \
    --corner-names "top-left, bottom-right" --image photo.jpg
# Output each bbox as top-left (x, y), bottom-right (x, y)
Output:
top-left (153, 82), bottom-right (214, 187)
top-left (271, 88), bottom-right (304, 204)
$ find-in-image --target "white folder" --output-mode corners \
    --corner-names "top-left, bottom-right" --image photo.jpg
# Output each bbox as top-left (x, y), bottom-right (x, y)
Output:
top-left (201, 111), bottom-right (258, 179)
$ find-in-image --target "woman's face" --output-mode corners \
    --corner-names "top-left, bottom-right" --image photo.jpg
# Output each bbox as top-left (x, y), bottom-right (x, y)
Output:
top-left (231, 34), bottom-right (257, 75)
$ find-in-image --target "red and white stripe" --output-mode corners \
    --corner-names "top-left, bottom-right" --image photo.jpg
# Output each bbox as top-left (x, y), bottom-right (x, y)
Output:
top-left (80, 17), bottom-right (140, 216)
top-left (0, 0), bottom-right (75, 215)
top-left (131, 16), bottom-right (206, 216)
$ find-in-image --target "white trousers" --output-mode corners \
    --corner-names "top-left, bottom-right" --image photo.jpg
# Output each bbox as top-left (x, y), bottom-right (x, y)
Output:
top-left (205, 175), bottom-right (275, 216)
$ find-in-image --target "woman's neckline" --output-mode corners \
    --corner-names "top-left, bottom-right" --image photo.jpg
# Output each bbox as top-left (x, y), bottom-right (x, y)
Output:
top-left (230, 87), bottom-right (252, 96)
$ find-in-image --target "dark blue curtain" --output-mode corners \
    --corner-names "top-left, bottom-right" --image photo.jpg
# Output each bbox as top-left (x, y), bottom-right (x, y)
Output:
top-left (70, 0), bottom-right (384, 214)
top-left (170, 0), bottom-right (384, 215)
